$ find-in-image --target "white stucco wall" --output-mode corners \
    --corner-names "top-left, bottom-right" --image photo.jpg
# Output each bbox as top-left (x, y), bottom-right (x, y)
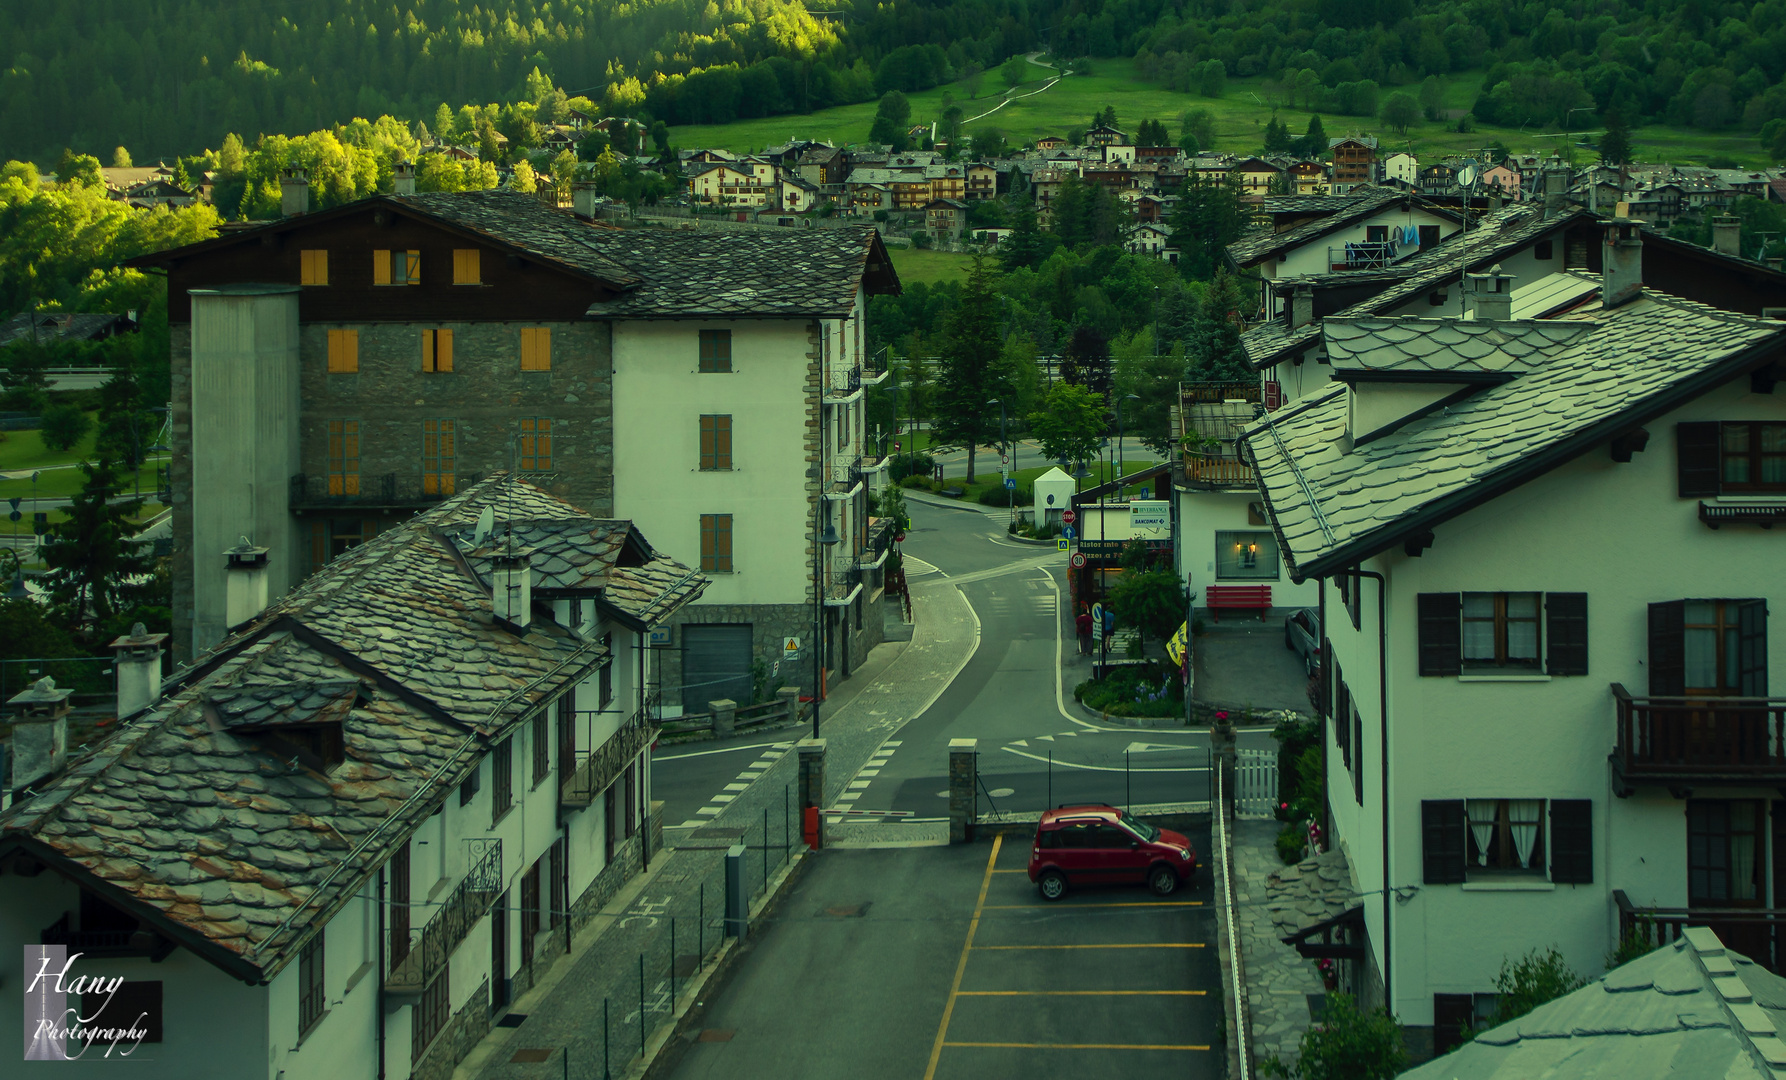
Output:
top-left (1322, 373), bottom-right (1786, 1026)
top-left (1172, 487), bottom-right (1317, 610)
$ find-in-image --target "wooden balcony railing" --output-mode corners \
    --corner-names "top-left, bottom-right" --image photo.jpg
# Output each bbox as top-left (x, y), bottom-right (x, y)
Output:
top-left (1182, 453), bottom-right (1254, 487)
top-left (1610, 683), bottom-right (1786, 792)
top-left (1614, 888), bottom-right (1786, 973)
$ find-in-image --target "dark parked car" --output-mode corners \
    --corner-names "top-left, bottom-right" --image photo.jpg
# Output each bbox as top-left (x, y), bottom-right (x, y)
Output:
top-left (1027, 804), bottom-right (1198, 901)
top-left (1285, 608), bottom-right (1321, 674)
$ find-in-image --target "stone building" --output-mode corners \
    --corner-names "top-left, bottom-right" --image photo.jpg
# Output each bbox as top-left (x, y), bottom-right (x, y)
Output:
top-left (130, 187), bottom-right (901, 708)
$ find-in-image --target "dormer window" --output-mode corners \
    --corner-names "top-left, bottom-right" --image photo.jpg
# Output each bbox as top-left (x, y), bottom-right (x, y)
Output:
top-left (261, 724), bottom-right (346, 771)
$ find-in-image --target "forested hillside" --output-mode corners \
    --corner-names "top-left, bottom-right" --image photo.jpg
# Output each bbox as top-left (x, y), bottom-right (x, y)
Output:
top-left (7, 0), bottom-right (1786, 162)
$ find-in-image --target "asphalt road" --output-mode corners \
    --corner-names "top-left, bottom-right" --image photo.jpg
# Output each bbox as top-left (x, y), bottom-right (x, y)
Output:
top-left (660, 828), bottom-right (1220, 1080)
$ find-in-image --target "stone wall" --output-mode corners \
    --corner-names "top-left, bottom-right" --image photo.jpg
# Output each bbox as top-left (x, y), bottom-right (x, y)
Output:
top-left (655, 602), bottom-right (815, 707)
top-left (569, 830), bottom-right (643, 934)
top-left (413, 976), bottom-right (491, 1080)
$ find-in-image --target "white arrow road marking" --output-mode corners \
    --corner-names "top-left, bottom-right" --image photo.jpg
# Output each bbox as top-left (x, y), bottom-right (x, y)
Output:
top-left (1124, 742), bottom-right (1192, 755)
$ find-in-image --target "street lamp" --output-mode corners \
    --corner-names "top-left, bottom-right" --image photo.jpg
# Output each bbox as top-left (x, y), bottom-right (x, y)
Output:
top-left (811, 498), bottom-right (840, 741)
top-left (987, 398), bottom-right (1009, 517)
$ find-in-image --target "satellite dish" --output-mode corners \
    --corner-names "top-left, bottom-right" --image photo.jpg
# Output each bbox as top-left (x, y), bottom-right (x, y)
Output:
top-left (1458, 165), bottom-right (1478, 188)
top-left (474, 505), bottom-right (495, 545)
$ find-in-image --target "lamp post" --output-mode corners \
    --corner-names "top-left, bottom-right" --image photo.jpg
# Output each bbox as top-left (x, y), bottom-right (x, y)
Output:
top-left (812, 412), bottom-right (841, 740)
top-left (987, 397), bottom-right (1009, 517)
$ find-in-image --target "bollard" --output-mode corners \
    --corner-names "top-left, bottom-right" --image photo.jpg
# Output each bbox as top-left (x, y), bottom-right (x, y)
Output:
top-left (709, 698), bottom-right (737, 739)
top-left (949, 738), bottom-right (978, 844)
top-left (777, 686), bottom-right (801, 723)
top-left (724, 843), bottom-right (748, 939)
top-left (797, 737), bottom-right (826, 811)
top-left (803, 805), bottom-right (822, 849)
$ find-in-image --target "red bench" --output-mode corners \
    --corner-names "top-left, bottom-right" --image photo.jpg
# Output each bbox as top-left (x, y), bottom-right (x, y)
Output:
top-left (1204, 584), bottom-right (1272, 622)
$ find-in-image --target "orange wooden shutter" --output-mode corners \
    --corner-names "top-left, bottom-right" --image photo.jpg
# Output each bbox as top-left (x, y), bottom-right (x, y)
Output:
top-left (373, 250), bottom-right (391, 285)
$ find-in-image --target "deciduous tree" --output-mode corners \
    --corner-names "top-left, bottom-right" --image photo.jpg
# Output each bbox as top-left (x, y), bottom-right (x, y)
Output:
top-left (932, 255), bottom-right (1011, 482)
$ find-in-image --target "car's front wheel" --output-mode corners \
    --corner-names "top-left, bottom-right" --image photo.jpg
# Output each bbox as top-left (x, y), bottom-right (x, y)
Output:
top-left (1038, 869), bottom-right (1067, 901)
top-left (1148, 864), bottom-right (1179, 896)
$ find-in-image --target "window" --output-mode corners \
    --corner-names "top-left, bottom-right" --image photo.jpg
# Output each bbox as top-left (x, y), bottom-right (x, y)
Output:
top-left (327, 421), bottom-right (359, 495)
top-left (700, 513), bottom-right (733, 572)
top-left (1418, 593), bottom-right (1589, 676)
top-left (1688, 799), bottom-right (1764, 905)
top-left (301, 249), bottom-right (329, 286)
top-left (492, 738), bottom-right (513, 822)
top-left (388, 842), bottom-right (409, 967)
top-left (411, 969), bottom-right (449, 1062)
top-left (459, 760), bottom-right (480, 807)
top-left (422, 329), bottom-right (453, 373)
top-left (699, 329), bottom-right (732, 372)
top-left (520, 418), bottom-right (552, 471)
top-left (452, 248), bottom-right (481, 285)
top-left (1365, 224), bottom-right (1388, 243)
top-left (1649, 599), bottom-right (1768, 696)
top-left (699, 414), bottom-right (733, 470)
top-left (1461, 592), bottom-right (1540, 669)
top-left (556, 693), bottom-right (575, 779)
top-left (1432, 994), bottom-right (1498, 1056)
top-left (600, 633), bottom-right (614, 708)
top-left (1534, 240), bottom-right (1554, 261)
top-left (1214, 531), bottom-right (1279, 580)
top-left (520, 327), bottom-right (552, 371)
top-left (299, 929), bottom-right (326, 1036)
top-left (1465, 798), bottom-right (1546, 875)
top-left (326, 329), bottom-right (359, 373)
top-left (1675, 422), bottom-right (1786, 496)
top-left (422, 419), bottom-right (455, 496)
top-left (308, 518), bottom-right (376, 573)
top-left (519, 861), bottom-right (541, 968)
top-left (532, 712), bottom-right (549, 785)
top-left (373, 248), bottom-right (420, 285)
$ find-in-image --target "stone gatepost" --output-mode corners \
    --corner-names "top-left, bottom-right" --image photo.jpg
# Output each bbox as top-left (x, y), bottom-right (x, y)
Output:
top-left (709, 699), bottom-right (737, 738)
top-left (949, 738), bottom-right (978, 844)
top-left (777, 686), bottom-right (801, 724)
top-left (797, 738), bottom-right (826, 812)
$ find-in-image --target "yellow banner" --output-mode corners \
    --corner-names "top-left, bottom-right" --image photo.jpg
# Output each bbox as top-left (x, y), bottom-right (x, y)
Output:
top-left (1166, 621), bottom-right (1188, 667)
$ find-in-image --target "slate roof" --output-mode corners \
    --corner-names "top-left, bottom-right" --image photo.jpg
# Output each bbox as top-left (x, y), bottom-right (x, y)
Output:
top-left (1323, 316), bottom-right (1597, 379)
top-left (1240, 206), bottom-right (1596, 370)
top-left (0, 311), bottom-right (134, 348)
top-left (389, 190), bottom-right (642, 287)
top-left (1227, 192), bottom-right (1406, 267)
top-left (1241, 294), bottom-right (1786, 580)
top-left (1400, 928), bottom-right (1786, 1080)
top-left (0, 475), bottom-right (705, 982)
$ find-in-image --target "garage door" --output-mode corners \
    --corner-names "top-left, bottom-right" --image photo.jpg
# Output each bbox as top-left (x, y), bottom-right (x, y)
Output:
top-left (682, 624), bottom-right (754, 709)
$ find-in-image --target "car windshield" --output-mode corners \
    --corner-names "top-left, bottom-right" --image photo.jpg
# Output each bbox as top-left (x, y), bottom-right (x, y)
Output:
top-left (1120, 813), bottom-right (1160, 842)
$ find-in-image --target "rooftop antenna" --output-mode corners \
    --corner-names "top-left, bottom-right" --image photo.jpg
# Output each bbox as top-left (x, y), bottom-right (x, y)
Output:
top-left (1456, 161), bottom-right (1479, 317)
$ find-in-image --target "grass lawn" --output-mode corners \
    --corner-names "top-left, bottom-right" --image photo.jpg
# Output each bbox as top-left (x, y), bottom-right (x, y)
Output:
top-left (920, 456), bottom-right (1160, 504)
top-left (0, 413), bottom-right (103, 472)
top-left (887, 247), bottom-right (976, 285)
top-left (671, 57), bottom-right (1767, 169)
top-left (0, 461), bottom-right (163, 500)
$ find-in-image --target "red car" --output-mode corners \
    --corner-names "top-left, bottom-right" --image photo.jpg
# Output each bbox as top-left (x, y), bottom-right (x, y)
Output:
top-left (1028, 804), bottom-right (1198, 901)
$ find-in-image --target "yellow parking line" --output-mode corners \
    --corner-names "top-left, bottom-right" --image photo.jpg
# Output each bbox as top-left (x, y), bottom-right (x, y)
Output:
top-left (923, 835), bottom-right (1003, 1080)
top-left (956, 990), bottom-right (1208, 996)
top-left (983, 900), bottom-right (1203, 909)
top-left (943, 1041), bottom-right (1211, 1051)
top-left (973, 943), bottom-right (1205, 950)
top-left (991, 868), bottom-right (1028, 873)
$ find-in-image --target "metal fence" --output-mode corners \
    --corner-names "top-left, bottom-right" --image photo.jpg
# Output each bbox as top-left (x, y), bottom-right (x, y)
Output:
top-left (972, 741), bottom-right (1211, 823)
top-left (1234, 749), bottom-right (1280, 819)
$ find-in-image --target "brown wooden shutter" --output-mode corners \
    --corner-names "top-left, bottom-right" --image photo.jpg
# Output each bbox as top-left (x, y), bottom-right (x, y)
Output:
top-left (1648, 600), bottom-right (1686, 696)
top-left (1545, 593), bottom-right (1589, 676)
top-left (1677, 422), bottom-right (1722, 497)
top-left (1550, 799), bottom-right (1593, 884)
top-left (1422, 799), bottom-right (1466, 884)
top-left (1739, 599), bottom-right (1769, 697)
top-left (1418, 593), bottom-right (1462, 676)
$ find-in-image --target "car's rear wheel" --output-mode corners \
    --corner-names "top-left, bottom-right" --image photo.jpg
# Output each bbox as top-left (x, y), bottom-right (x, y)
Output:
top-left (1148, 864), bottom-right (1179, 896)
top-left (1039, 870), bottom-right (1067, 901)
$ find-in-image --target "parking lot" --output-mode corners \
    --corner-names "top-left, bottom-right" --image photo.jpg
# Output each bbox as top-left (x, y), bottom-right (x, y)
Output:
top-left (661, 819), bottom-right (1219, 1080)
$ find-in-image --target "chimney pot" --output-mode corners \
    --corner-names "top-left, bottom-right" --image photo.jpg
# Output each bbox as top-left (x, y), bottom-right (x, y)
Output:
top-left (1603, 218), bottom-right (1645, 308)
top-left (224, 540), bottom-right (272, 630)
top-left (280, 168), bottom-right (310, 217)
top-left (572, 181), bottom-right (599, 220)
top-left (1290, 281), bottom-right (1315, 330)
top-left (1465, 263), bottom-right (1516, 321)
top-left (109, 623), bottom-right (169, 720)
top-left (392, 161), bottom-right (416, 196)
top-left (1712, 214), bottom-right (1742, 257)
top-left (491, 550), bottom-right (534, 629)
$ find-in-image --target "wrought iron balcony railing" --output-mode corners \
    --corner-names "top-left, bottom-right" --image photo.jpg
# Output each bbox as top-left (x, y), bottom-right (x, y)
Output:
top-left (290, 472), bottom-right (478, 511)
top-left (384, 837), bottom-right (502, 994)
top-left (561, 695), bottom-right (661, 809)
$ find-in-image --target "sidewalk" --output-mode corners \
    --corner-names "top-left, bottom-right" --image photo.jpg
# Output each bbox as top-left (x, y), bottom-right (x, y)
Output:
top-left (456, 577), bottom-right (979, 1080)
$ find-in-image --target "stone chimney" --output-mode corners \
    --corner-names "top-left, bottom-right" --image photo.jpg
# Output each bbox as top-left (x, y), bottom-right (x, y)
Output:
top-left (1713, 214), bottom-right (1742, 257)
top-left (491, 550), bottom-right (534, 629)
top-left (393, 161), bottom-right (416, 195)
top-left (572, 181), bottom-right (600, 220)
top-left (1289, 281), bottom-right (1314, 330)
top-left (280, 168), bottom-right (310, 216)
top-left (110, 622), bottom-right (169, 720)
top-left (1543, 163), bottom-right (1569, 218)
top-left (1603, 218), bottom-right (1645, 308)
top-left (1465, 264), bottom-right (1516, 321)
top-left (9, 676), bottom-right (71, 799)
top-left (224, 540), bottom-right (271, 629)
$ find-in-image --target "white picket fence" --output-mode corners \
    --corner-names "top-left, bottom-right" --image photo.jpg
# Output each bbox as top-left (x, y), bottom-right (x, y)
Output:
top-left (1234, 748), bottom-right (1279, 819)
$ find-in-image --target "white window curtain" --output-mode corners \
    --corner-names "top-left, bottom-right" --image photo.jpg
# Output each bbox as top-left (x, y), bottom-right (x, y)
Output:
top-left (1466, 799), bottom-right (1497, 866)
top-left (1509, 799), bottom-right (1543, 868)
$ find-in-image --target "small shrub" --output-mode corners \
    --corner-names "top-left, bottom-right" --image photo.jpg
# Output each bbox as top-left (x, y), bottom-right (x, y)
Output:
top-left (1607, 926), bottom-right (1659, 971)
top-left (1261, 993), bottom-right (1406, 1080)
top-left (1492, 947), bottom-right (1586, 1025)
top-left (39, 402), bottom-right (91, 451)
top-left (977, 483), bottom-right (1030, 506)
top-left (1275, 823), bottom-right (1306, 865)
top-left (898, 474), bottom-right (932, 490)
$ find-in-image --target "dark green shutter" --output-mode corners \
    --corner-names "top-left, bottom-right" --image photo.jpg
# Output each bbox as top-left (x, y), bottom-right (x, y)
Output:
top-left (1546, 593), bottom-right (1589, 676)
top-left (1418, 593), bottom-right (1462, 676)
top-left (1550, 799), bottom-right (1593, 884)
top-left (1740, 599), bottom-right (1769, 697)
top-left (1422, 799), bottom-right (1466, 884)
top-left (1648, 601), bottom-right (1686, 696)
top-left (1677, 422), bottom-right (1722, 497)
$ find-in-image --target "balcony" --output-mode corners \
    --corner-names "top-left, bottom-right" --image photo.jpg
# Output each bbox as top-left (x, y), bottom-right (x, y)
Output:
top-left (289, 472), bottom-right (474, 514)
top-left (1614, 889), bottom-right (1786, 974)
top-left (1328, 241), bottom-right (1400, 271)
top-left (1182, 453), bottom-right (1255, 488)
top-left (824, 563), bottom-right (862, 606)
top-left (40, 912), bottom-right (174, 961)
top-left (1182, 382), bottom-right (1261, 404)
top-left (863, 349), bottom-right (890, 386)
top-left (859, 516), bottom-right (897, 568)
top-left (561, 697), bottom-right (661, 809)
top-left (1610, 684), bottom-right (1786, 795)
top-left (823, 454), bottom-right (863, 500)
top-left (824, 364), bottom-right (863, 402)
top-left (385, 838), bottom-right (502, 996)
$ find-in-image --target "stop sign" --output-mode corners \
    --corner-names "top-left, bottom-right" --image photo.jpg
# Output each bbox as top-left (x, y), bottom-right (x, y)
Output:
top-left (1062, 509), bottom-right (1077, 525)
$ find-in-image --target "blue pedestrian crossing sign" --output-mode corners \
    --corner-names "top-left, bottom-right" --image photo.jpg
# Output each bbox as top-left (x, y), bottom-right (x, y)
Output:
top-left (1061, 525), bottom-right (1076, 540)
top-left (1004, 477), bottom-right (1016, 489)
top-left (1056, 539), bottom-right (1068, 552)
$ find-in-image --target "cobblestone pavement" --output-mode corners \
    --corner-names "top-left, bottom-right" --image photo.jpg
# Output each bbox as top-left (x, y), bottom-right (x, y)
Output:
top-left (457, 580), bottom-right (980, 1079)
top-left (1235, 818), bottom-right (1326, 1071)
